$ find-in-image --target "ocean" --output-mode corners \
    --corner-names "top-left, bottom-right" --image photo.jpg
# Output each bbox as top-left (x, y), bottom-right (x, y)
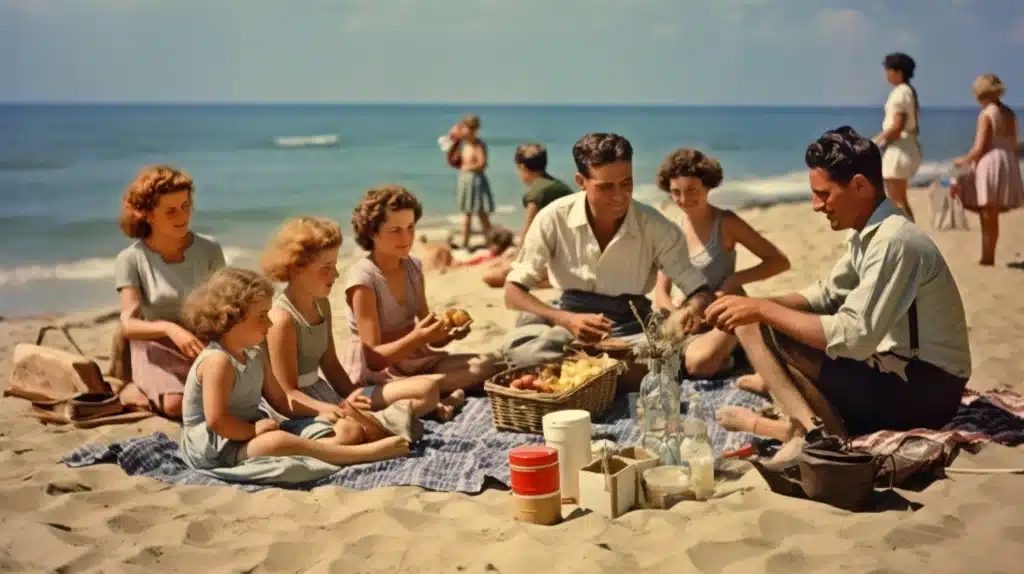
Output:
top-left (0, 103), bottom-right (1003, 316)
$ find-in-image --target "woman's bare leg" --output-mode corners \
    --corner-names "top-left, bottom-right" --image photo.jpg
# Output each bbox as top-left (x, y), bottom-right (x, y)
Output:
top-left (240, 430), bottom-right (407, 466)
top-left (683, 328), bottom-right (739, 378)
top-left (429, 353), bottom-right (496, 393)
top-left (885, 178), bottom-right (914, 222)
top-left (979, 205), bottom-right (999, 265)
top-left (369, 375), bottom-right (442, 419)
top-left (736, 373), bottom-right (767, 395)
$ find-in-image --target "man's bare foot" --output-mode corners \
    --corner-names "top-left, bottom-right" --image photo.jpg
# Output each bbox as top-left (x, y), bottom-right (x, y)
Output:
top-left (769, 434), bottom-right (806, 464)
top-left (435, 389), bottom-right (466, 422)
top-left (716, 406), bottom-right (792, 441)
top-left (736, 373), bottom-right (768, 395)
top-left (118, 383), bottom-right (151, 412)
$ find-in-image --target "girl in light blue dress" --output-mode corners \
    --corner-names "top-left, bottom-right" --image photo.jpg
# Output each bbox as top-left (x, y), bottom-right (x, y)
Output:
top-left (178, 267), bottom-right (409, 470)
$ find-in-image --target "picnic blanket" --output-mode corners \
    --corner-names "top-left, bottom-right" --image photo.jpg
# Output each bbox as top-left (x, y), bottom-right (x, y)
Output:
top-left (62, 378), bottom-right (767, 493)
top-left (852, 388), bottom-right (1024, 455)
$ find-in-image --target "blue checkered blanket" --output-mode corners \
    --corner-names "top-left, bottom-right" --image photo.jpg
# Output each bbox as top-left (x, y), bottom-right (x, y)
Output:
top-left (63, 378), bottom-right (769, 493)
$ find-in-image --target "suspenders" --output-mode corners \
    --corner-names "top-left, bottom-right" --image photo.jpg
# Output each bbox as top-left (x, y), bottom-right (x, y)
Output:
top-left (908, 299), bottom-right (920, 359)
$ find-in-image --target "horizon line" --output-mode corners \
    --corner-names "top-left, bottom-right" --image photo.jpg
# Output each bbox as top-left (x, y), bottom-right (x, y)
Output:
top-left (0, 100), bottom-right (988, 110)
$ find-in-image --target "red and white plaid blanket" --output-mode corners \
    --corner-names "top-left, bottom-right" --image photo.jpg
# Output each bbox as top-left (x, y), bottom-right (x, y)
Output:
top-left (851, 389), bottom-right (1024, 456)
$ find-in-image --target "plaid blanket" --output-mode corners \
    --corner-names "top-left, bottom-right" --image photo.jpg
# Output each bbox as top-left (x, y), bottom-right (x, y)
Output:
top-left (62, 379), bottom-right (767, 493)
top-left (851, 388), bottom-right (1024, 455)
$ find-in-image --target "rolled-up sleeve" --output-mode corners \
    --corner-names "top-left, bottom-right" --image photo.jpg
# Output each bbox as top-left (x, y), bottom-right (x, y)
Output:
top-left (797, 251), bottom-right (857, 314)
top-left (819, 241), bottom-right (921, 361)
top-left (505, 210), bottom-right (554, 290)
top-left (651, 215), bottom-right (707, 297)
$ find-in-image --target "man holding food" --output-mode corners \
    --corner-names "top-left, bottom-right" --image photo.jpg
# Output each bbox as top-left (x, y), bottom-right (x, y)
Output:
top-left (501, 133), bottom-right (714, 366)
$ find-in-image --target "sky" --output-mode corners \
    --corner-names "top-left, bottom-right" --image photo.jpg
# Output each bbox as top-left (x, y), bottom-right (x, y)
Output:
top-left (2, 0), bottom-right (1022, 106)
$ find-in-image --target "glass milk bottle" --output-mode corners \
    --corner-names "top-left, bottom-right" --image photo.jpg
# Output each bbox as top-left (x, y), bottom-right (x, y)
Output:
top-left (679, 394), bottom-right (715, 500)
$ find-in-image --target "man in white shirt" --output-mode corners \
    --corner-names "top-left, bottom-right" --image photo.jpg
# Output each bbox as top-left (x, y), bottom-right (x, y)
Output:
top-left (501, 133), bottom-right (714, 364)
top-left (704, 127), bottom-right (970, 458)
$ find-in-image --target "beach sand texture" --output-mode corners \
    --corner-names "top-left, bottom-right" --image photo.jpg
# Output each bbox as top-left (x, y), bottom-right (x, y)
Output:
top-left (1, 192), bottom-right (1022, 573)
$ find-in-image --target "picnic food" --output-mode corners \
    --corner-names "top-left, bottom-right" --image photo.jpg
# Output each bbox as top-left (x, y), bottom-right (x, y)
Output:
top-left (507, 355), bottom-right (618, 394)
top-left (442, 308), bottom-right (472, 329)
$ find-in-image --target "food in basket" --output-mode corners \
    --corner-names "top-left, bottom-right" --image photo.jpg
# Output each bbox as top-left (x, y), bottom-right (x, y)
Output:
top-left (507, 355), bottom-right (619, 394)
top-left (442, 308), bottom-right (473, 329)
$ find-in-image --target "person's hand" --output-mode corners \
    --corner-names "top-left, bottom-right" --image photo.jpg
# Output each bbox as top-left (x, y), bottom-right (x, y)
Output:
top-left (704, 295), bottom-right (765, 332)
top-left (448, 324), bottom-right (472, 341)
top-left (559, 312), bottom-right (614, 342)
top-left (414, 313), bottom-right (450, 345)
top-left (167, 324), bottom-right (205, 359)
top-left (673, 305), bottom-right (704, 335)
top-left (952, 156), bottom-right (969, 167)
top-left (344, 389), bottom-right (373, 411)
top-left (317, 409), bottom-right (342, 424)
top-left (254, 419), bottom-right (279, 436)
top-left (374, 436), bottom-right (411, 460)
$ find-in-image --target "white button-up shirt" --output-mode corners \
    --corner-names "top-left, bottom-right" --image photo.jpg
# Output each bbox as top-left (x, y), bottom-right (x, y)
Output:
top-left (506, 192), bottom-right (708, 298)
top-left (799, 199), bottom-right (971, 379)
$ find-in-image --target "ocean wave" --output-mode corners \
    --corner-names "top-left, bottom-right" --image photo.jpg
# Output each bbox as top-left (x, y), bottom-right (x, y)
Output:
top-left (0, 247), bottom-right (247, 287)
top-left (272, 134), bottom-right (340, 148)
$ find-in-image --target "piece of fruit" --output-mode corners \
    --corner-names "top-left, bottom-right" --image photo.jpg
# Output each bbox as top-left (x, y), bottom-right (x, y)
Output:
top-left (450, 309), bottom-right (471, 327)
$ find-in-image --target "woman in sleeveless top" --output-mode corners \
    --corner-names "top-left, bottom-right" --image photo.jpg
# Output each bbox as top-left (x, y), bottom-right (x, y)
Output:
top-left (261, 217), bottom-right (459, 421)
top-left (953, 74), bottom-right (1024, 266)
top-left (342, 185), bottom-right (494, 397)
top-left (652, 149), bottom-right (790, 378)
top-left (113, 165), bottom-right (227, 419)
top-left (873, 53), bottom-right (922, 222)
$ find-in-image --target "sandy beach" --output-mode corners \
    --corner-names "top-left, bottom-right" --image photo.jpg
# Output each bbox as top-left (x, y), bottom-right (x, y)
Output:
top-left (2, 190), bottom-right (1022, 574)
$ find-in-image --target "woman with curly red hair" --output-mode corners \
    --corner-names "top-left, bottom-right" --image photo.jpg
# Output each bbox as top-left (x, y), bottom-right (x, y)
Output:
top-left (341, 185), bottom-right (492, 401)
top-left (113, 165), bottom-right (226, 418)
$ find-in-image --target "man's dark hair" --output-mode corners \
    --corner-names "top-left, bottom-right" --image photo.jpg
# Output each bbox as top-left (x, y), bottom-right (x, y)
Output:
top-left (805, 126), bottom-right (885, 196)
top-left (572, 133), bottom-right (633, 177)
top-left (514, 143), bottom-right (548, 173)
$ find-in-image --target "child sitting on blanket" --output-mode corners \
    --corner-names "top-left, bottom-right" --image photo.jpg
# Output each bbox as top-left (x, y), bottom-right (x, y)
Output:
top-left (178, 267), bottom-right (409, 470)
top-left (261, 216), bottom-right (460, 420)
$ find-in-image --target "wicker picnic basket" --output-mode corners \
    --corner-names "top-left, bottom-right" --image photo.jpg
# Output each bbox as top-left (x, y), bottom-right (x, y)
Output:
top-left (484, 356), bottom-right (625, 434)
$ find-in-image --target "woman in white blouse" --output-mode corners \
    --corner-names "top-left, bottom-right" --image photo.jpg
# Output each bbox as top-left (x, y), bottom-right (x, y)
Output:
top-left (873, 52), bottom-right (921, 221)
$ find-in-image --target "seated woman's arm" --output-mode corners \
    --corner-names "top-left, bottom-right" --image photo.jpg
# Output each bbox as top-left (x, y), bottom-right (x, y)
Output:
top-left (347, 285), bottom-right (445, 371)
top-left (317, 299), bottom-right (361, 397)
top-left (653, 271), bottom-right (676, 311)
top-left (118, 287), bottom-right (205, 359)
top-left (718, 212), bottom-right (791, 294)
top-left (265, 307), bottom-right (341, 418)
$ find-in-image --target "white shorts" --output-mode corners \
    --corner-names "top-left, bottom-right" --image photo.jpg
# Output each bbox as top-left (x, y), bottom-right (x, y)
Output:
top-left (882, 138), bottom-right (922, 180)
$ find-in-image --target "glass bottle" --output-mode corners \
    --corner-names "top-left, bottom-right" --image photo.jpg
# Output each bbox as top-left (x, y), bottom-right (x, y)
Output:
top-left (638, 352), bottom-right (682, 465)
top-left (678, 393), bottom-right (715, 500)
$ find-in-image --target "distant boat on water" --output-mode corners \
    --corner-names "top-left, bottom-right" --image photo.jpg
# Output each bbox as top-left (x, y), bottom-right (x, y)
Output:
top-left (273, 134), bottom-right (340, 148)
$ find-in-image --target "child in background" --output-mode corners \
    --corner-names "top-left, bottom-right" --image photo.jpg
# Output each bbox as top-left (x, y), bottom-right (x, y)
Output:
top-left (178, 267), bottom-right (409, 470)
top-left (261, 216), bottom-right (452, 421)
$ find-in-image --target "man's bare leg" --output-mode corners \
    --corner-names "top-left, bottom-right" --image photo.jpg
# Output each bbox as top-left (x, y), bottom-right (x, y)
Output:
top-left (461, 213), bottom-right (472, 249)
top-left (718, 323), bottom-right (844, 461)
top-left (478, 211), bottom-right (492, 238)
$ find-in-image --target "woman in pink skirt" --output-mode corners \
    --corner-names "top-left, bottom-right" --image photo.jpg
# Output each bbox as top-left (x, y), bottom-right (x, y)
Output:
top-left (953, 74), bottom-right (1023, 266)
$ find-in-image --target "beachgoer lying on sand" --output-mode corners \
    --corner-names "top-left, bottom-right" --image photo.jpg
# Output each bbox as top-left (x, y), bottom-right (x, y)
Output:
top-left (114, 165), bottom-right (227, 419)
top-left (652, 148), bottom-right (790, 378)
top-left (179, 267), bottom-right (409, 470)
top-left (420, 228), bottom-right (515, 272)
top-left (501, 133), bottom-right (715, 366)
top-left (261, 216), bottom-right (461, 421)
top-left (342, 185), bottom-right (494, 396)
top-left (705, 127), bottom-right (971, 462)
